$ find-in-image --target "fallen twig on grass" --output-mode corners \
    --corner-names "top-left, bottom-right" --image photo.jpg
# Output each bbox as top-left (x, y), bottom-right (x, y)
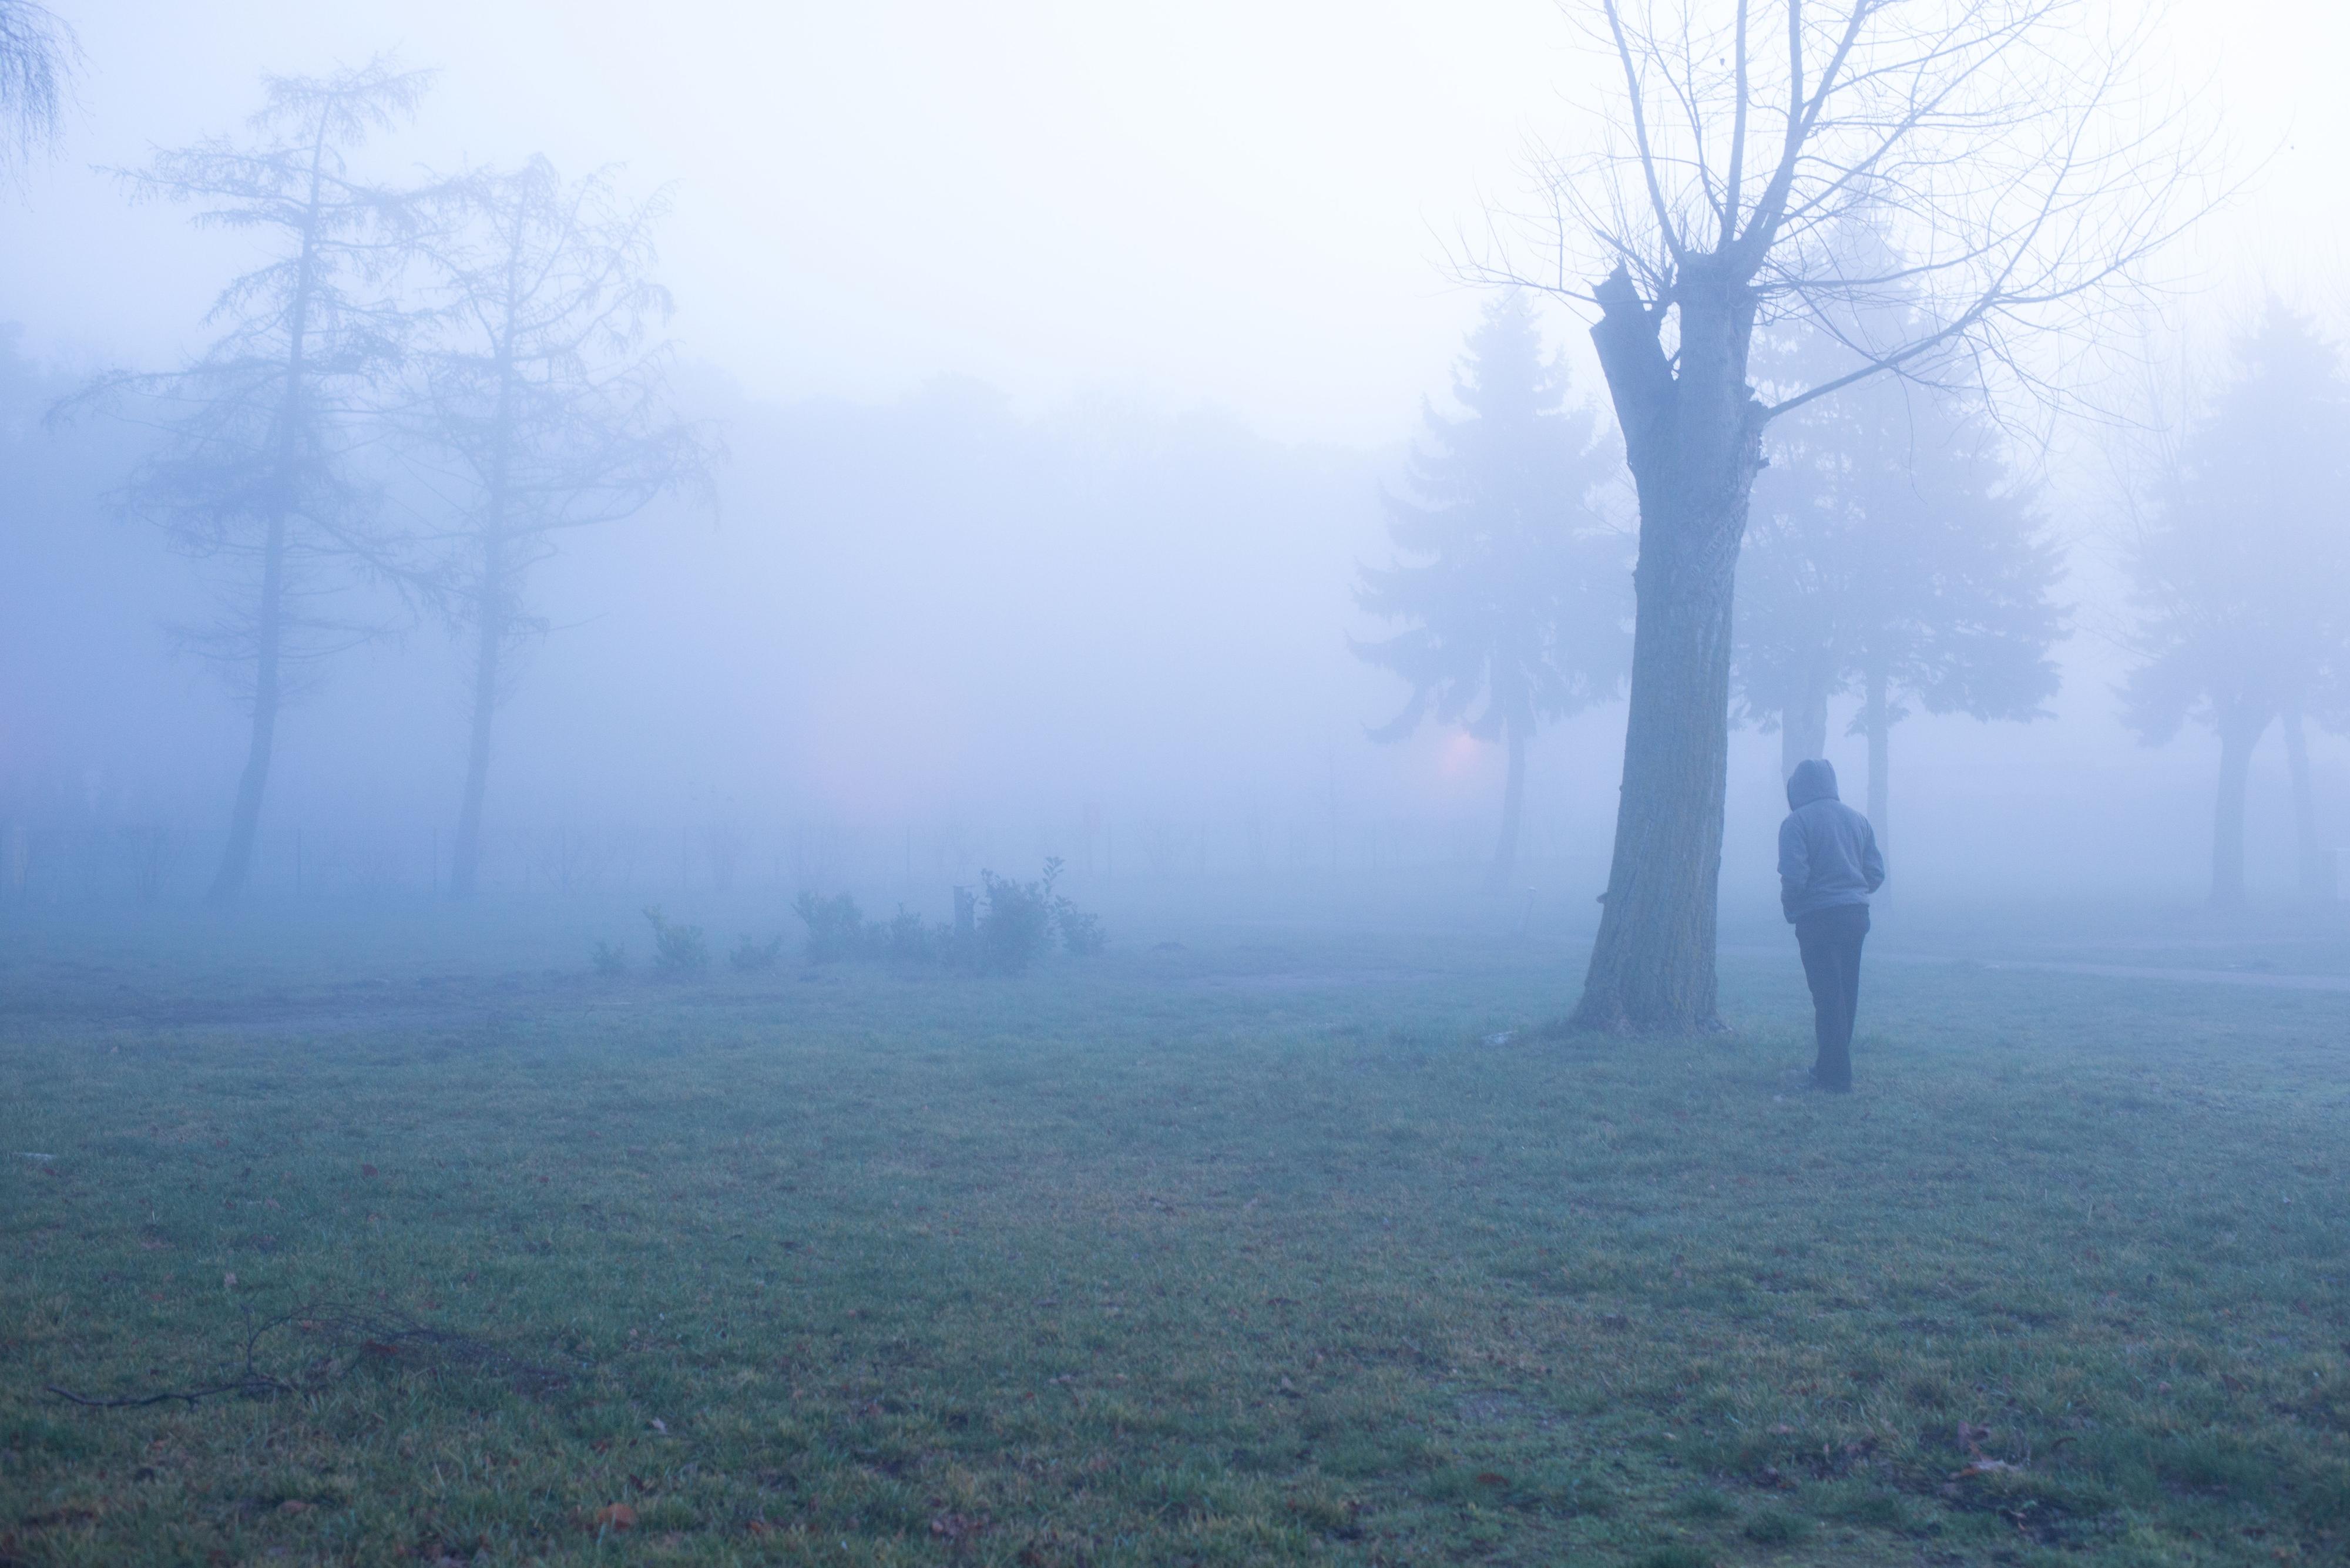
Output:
top-left (45, 1300), bottom-right (569, 1409)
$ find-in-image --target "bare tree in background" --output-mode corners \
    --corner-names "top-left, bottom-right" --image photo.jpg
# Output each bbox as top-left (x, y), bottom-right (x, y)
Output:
top-left (1353, 291), bottom-right (1627, 891)
top-left (0, 1), bottom-right (74, 161)
top-left (2121, 305), bottom-right (2350, 907)
top-left (1471, 0), bottom-right (2202, 1032)
top-left (89, 61), bottom-right (431, 904)
top-left (409, 157), bottom-right (714, 898)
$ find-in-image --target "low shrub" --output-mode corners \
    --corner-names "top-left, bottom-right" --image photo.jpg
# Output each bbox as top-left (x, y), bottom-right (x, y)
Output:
top-left (978, 868), bottom-right (1055, 974)
top-left (729, 934), bottom-right (784, 972)
top-left (642, 906), bottom-right (707, 977)
top-left (792, 891), bottom-right (877, 963)
top-left (791, 860), bottom-right (1104, 975)
top-left (590, 940), bottom-right (627, 976)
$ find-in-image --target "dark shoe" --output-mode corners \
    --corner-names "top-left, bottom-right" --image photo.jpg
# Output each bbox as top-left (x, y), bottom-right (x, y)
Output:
top-left (1805, 1069), bottom-right (1851, 1093)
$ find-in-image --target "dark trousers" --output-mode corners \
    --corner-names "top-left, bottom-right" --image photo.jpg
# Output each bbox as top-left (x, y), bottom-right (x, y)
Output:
top-left (1794, 904), bottom-right (1870, 1090)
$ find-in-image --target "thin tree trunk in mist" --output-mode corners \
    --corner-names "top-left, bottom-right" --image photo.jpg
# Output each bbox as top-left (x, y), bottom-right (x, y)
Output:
top-left (1862, 662), bottom-right (1890, 867)
top-left (448, 313), bottom-right (522, 900)
top-left (207, 160), bottom-right (322, 905)
top-left (2281, 705), bottom-right (2332, 902)
top-left (449, 555), bottom-right (503, 898)
top-left (2210, 709), bottom-right (2265, 908)
top-left (1780, 667), bottom-right (1830, 781)
top-left (206, 513), bottom-right (287, 904)
top-left (1489, 720), bottom-right (1528, 894)
top-left (1569, 267), bottom-right (1761, 1035)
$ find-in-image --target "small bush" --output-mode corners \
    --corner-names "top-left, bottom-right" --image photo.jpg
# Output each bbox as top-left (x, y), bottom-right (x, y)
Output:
top-left (886, 905), bottom-right (948, 963)
top-left (786, 861), bottom-right (1101, 975)
top-left (793, 891), bottom-right (878, 963)
top-left (1046, 859), bottom-right (1106, 955)
top-left (978, 868), bottom-right (1055, 974)
top-left (729, 934), bottom-right (784, 972)
top-left (642, 906), bottom-right (707, 977)
top-left (590, 940), bottom-right (627, 976)
top-left (1055, 900), bottom-right (1106, 956)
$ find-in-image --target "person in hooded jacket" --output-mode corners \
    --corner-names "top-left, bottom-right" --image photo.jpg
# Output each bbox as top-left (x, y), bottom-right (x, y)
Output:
top-left (1778, 758), bottom-right (1884, 1092)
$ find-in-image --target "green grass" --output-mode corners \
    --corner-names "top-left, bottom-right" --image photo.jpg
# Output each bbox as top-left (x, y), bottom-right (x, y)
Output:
top-left (3, 899), bottom-right (2348, 1566)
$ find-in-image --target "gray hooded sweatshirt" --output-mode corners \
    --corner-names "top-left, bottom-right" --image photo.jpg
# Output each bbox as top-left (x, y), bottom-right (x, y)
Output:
top-left (1777, 758), bottom-right (1885, 922)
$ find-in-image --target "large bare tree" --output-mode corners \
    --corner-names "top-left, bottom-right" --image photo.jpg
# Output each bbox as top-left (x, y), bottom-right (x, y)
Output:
top-left (1475, 0), bottom-right (2200, 1031)
top-left (407, 157), bottom-right (714, 898)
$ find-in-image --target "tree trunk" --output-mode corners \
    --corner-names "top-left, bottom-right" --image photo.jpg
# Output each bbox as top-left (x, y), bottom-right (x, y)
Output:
top-left (448, 545), bottom-right (504, 897)
top-left (206, 513), bottom-right (286, 904)
top-left (2209, 707), bottom-right (2266, 908)
top-left (1862, 661), bottom-right (1890, 864)
top-left (207, 145), bottom-right (324, 905)
top-left (1570, 262), bottom-right (1762, 1033)
top-left (1489, 720), bottom-right (1528, 893)
top-left (2281, 705), bottom-right (2332, 902)
top-left (448, 301), bottom-right (522, 899)
top-left (1780, 662), bottom-right (1830, 781)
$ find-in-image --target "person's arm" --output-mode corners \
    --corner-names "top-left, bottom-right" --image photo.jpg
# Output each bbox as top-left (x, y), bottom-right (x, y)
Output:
top-left (1778, 814), bottom-right (1808, 921)
top-left (1861, 818), bottom-right (1885, 893)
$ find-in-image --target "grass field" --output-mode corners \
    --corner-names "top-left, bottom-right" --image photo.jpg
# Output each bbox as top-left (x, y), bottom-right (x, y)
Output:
top-left (3, 890), bottom-right (2347, 1566)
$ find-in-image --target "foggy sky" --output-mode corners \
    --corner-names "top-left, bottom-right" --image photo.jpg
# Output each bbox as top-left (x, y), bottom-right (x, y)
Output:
top-left (7, 1), bottom-right (2338, 444)
top-left (4, 1), bottom-right (2348, 909)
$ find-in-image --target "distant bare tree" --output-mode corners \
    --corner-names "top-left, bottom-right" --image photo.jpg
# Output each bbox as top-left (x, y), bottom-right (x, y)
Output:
top-left (407, 157), bottom-right (715, 898)
top-left (89, 61), bottom-right (431, 904)
top-left (2121, 305), bottom-right (2350, 906)
top-left (0, 1), bottom-right (75, 162)
top-left (1471, 0), bottom-right (2204, 1032)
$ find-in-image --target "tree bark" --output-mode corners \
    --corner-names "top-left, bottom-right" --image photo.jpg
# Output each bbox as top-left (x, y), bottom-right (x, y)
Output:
top-left (1570, 263), bottom-right (1763, 1034)
top-left (2209, 707), bottom-right (2266, 908)
top-left (1489, 720), bottom-right (1528, 893)
top-left (2281, 705), bottom-right (2332, 902)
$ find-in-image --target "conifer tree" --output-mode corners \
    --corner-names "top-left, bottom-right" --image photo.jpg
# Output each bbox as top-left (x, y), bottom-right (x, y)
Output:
top-left (2123, 305), bottom-right (2350, 905)
top-left (1737, 320), bottom-right (2064, 859)
top-left (1353, 292), bottom-right (1626, 888)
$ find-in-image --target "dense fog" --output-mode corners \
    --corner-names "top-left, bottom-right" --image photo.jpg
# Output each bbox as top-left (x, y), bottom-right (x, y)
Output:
top-left (2, 0), bottom-right (2343, 922)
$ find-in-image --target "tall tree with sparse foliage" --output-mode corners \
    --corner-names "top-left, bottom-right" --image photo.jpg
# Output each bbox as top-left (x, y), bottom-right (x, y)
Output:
top-left (1737, 319), bottom-right (2064, 856)
top-left (92, 61), bottom-right (432, 904)
top-left (1353, 291), bottom-right (1626, 889)
top-left (2122, 305), bottom-right (2350, 906)
top-left (409, 157), bottom-right (714, 897)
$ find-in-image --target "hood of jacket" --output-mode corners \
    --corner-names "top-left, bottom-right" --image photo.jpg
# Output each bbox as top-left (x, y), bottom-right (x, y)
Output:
top-left (1786, 757), bottom-right (1839, 810)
